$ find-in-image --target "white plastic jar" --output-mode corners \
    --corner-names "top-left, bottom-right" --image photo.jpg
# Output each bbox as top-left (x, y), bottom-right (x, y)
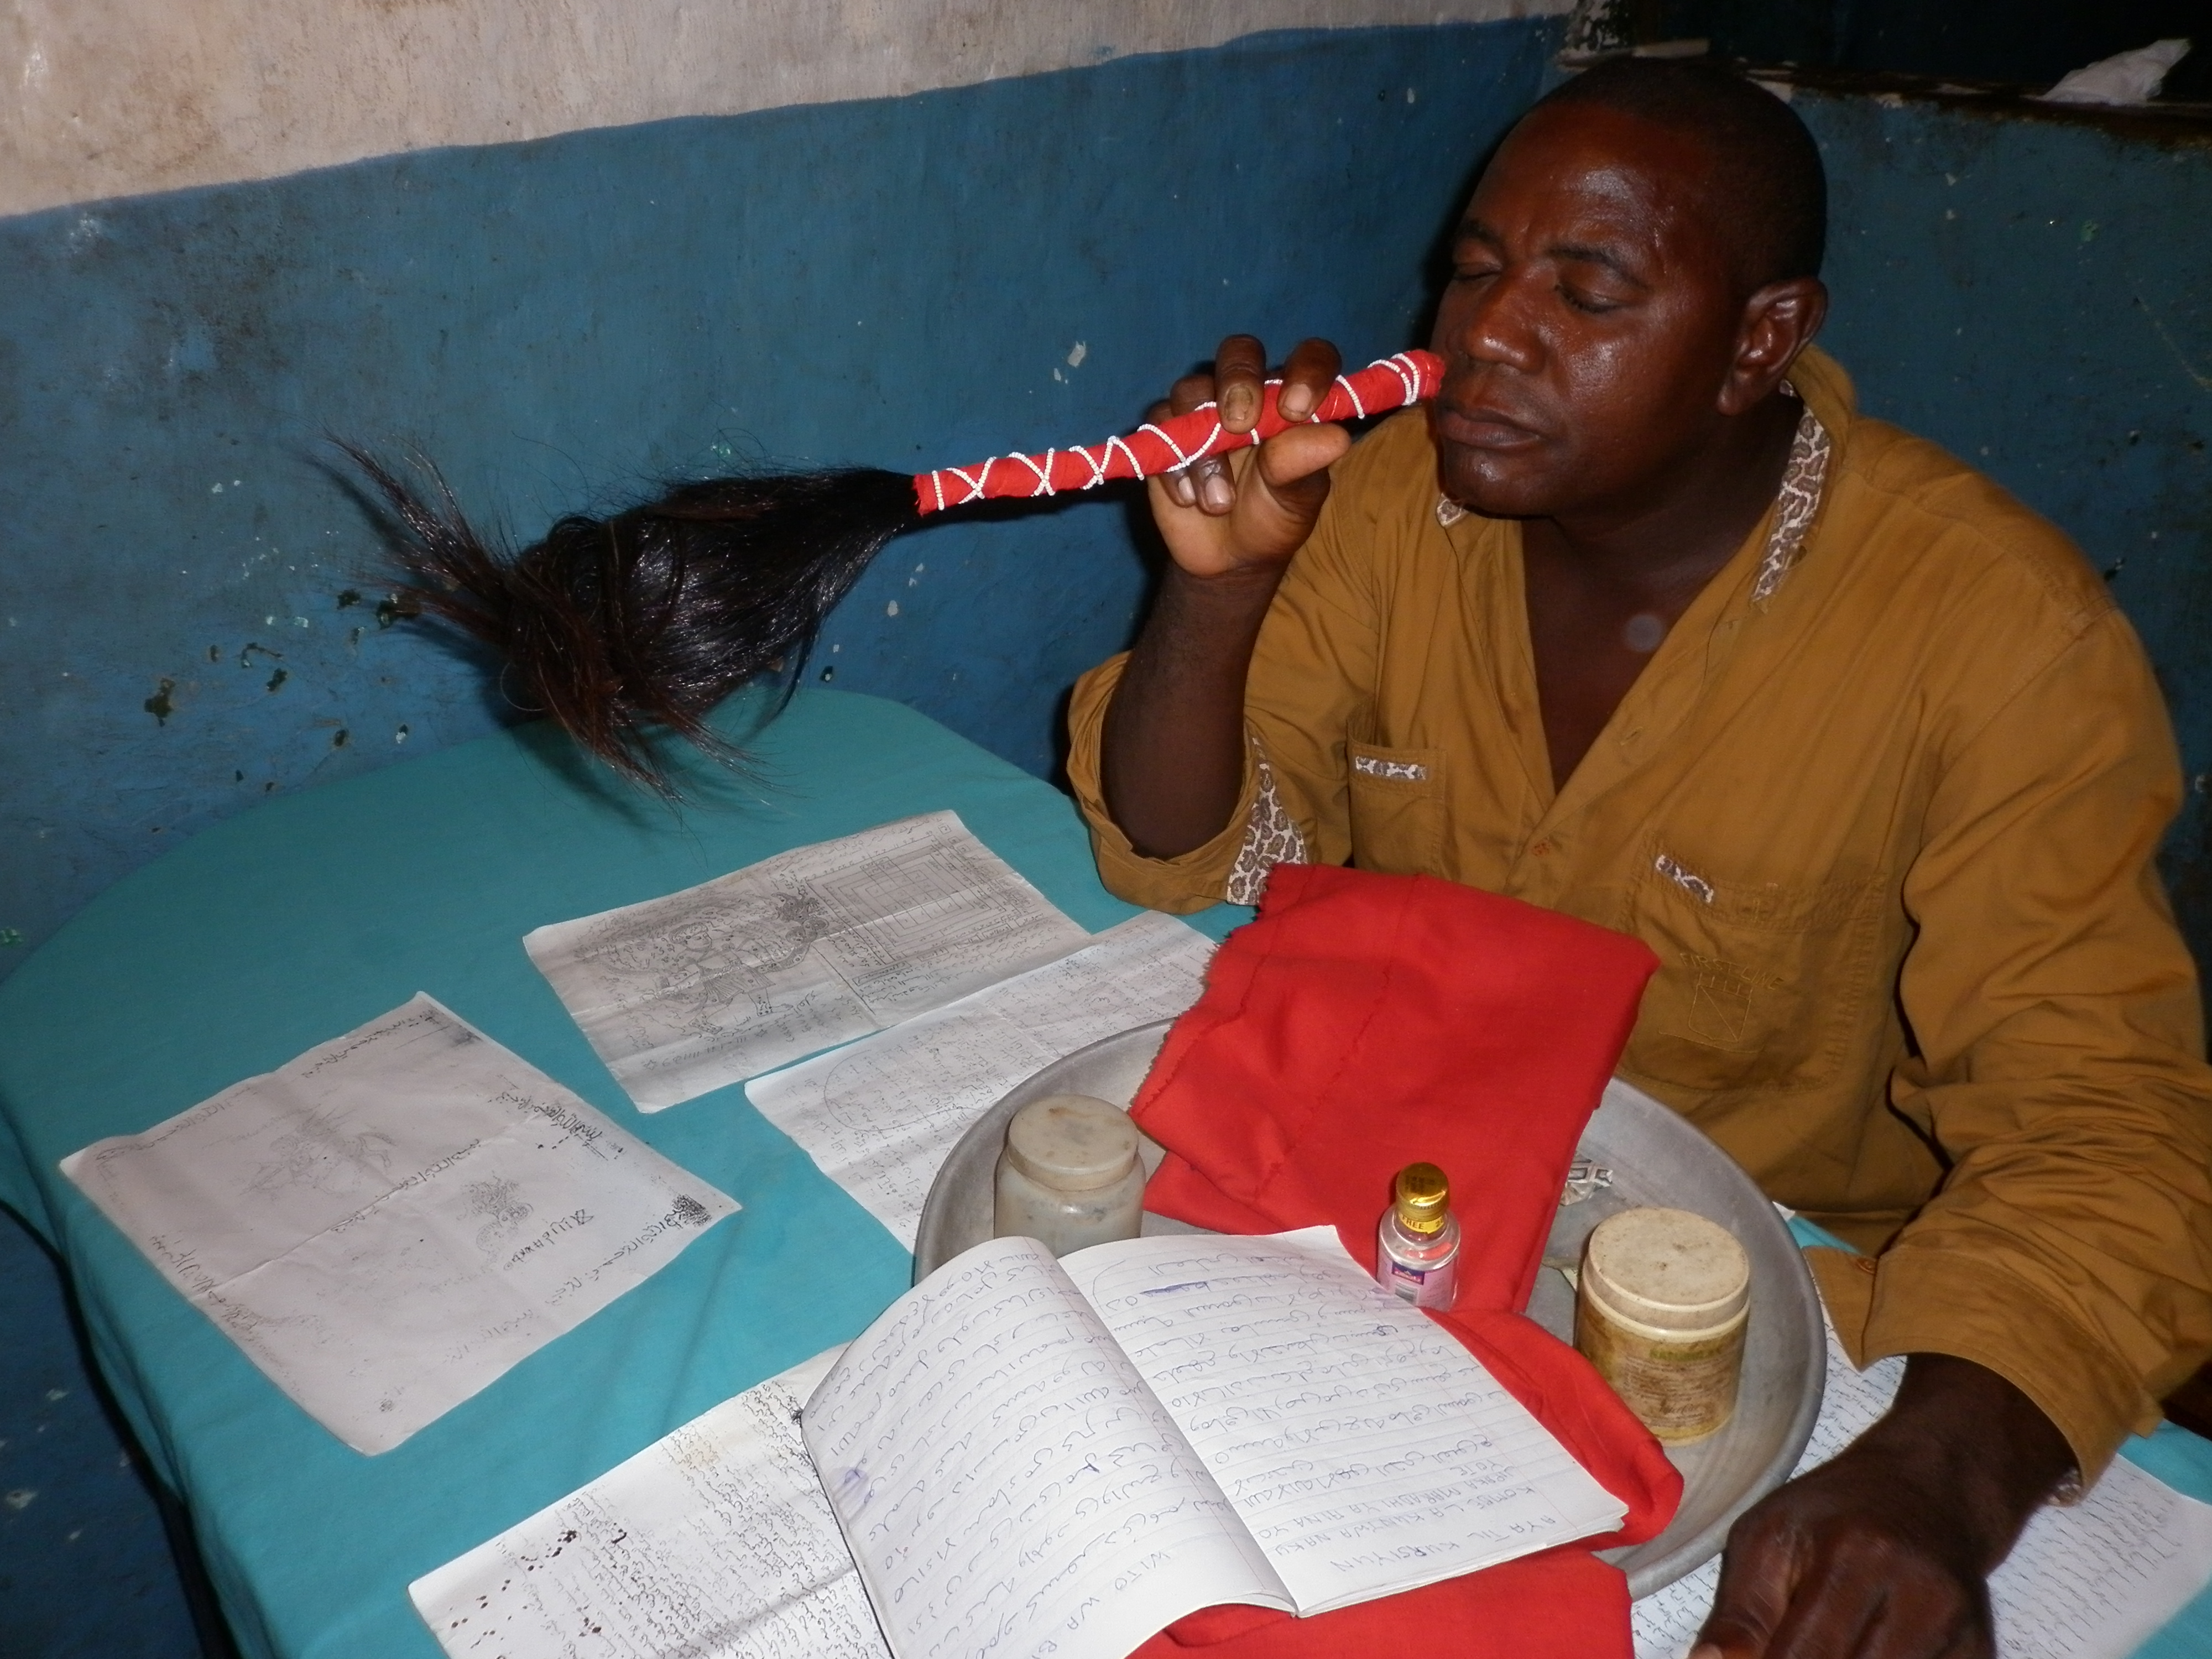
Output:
top-left (992, 1094), bottom-right (1146, 1257)
top-left (1575, 1205), bottom-right (1751, 1444)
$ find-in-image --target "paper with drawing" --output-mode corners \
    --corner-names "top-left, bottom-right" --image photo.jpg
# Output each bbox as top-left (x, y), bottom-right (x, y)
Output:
top-left (411, 1349), bottom-right (887, 1659)
top-left (526, 811), bottom-right (1089, 1110)
top-left (62, 995), bottom-right (736, 1454)
top-left (802, 1228), bottom-right (1626, 1659)
top-left (746, 910), bottom-right (1214, 1249)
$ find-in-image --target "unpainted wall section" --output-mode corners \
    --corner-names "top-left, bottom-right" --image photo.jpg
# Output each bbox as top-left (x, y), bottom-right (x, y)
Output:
top-left (0, 0), bottom-right (1566, 217)
top-left (0, 23), bottom-right (1559, 975)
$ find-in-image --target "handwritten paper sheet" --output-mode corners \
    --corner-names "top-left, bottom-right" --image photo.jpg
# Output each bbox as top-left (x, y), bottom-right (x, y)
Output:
top-left (526, 812), bottom-right (1091, 1110)
top-left (62, 996), bottom-right (736, 1454)
top-left (411, 1349), bottom-right (889, 1659)
top-left (1066, 1228), bottom-right (1629, 1613)
top-left (1631, 1312), bottom-right (2212, 1659)
top-left (746, 911), bottom-right (1215, 1249)
top-left (801, 1235), bottom-right (1290, 1659)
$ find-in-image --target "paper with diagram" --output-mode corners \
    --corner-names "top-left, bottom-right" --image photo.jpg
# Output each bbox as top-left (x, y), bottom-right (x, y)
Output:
top-left (411, 1348), bottom-right (888, 1659)
top-left (745, 910), bottom-right (1214, 1248)
top-left (62, 995), bottom-right (737, 1454)
top-left (1631, 1311), bottom-right (2212, 1659)
top-left (526, 811), bottom-right (1090, 1110)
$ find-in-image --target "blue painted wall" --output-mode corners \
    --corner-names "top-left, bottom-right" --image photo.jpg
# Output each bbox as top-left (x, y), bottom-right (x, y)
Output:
top-left (0, 21), bottom-right (1557, 979)
top-left (2, 26), bottom-right (2208, 994)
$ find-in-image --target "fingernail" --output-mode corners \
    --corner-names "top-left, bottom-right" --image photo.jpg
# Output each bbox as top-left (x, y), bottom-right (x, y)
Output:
top-left (1167, 471), bottom-right (1196, 507)
top-left (1689, 1645), bottom-right (1723, 1659)
top-left (1279, 387), bottom-right (1313, 421)
top-left (1220, 387), bottom-right (1256, 427)
top-left (1200, 471), bottom-right (1235, 512)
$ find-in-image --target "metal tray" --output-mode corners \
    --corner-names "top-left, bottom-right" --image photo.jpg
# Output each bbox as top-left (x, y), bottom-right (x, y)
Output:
top-left (913, 1019), bottom-right (1825, 1598)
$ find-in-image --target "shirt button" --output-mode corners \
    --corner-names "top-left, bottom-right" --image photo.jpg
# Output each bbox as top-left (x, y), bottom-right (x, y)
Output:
top-left (1855, 1256), bottom-right (1878, 1276)
top-left (1531, 842), bottom-right (1552, 857)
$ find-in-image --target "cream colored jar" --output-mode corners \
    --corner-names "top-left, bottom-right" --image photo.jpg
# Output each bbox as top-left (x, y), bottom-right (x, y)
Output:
top-left (1575, 1206), bottom-right (1751, 1444)
top-left (993, 1094), bottom-right (1145, 1258)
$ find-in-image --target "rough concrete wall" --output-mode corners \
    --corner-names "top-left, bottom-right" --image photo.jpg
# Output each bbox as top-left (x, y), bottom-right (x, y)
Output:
top-left (1795, 90), bottom-right (2212, 977)
top-left (0, 22), bottom-right (1558, 977)
top-left (0, 0), bottom-right (1568, 217)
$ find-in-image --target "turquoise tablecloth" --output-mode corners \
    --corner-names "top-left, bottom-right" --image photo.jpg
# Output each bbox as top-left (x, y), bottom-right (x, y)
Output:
top-left (0, 690), bottom-right (1246, 1659)
top-left (3, 688), bottom-right (2204, 1658)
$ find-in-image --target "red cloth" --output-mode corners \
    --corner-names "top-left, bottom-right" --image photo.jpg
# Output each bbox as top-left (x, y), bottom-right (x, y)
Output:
top-left (1125, 864), bottom-right (1677, 1658)
top-left (911, 352), bottom-right (1443, 515)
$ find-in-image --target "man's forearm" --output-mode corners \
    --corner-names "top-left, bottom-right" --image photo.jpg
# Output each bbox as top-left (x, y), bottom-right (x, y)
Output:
top-left (1866, 1353), bottom-right (2077, 1560)
top-left (1100, 565), bottom-right (1285, 859)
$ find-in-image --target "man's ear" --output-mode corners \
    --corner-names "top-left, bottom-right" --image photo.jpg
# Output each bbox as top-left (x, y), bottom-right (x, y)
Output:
top-left (1719, 277), bottom-right (1829, 415)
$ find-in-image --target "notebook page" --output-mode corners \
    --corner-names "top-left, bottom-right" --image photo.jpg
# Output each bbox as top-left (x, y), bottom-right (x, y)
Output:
top-left (1063, 1227), bottom-right (1627, 1616)
top-left (801, 1235), bottom-right (1290, 1659)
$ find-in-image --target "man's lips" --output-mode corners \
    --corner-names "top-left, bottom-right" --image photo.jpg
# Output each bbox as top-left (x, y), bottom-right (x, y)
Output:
top-left (1433, 401), bottom-right (1545, 451)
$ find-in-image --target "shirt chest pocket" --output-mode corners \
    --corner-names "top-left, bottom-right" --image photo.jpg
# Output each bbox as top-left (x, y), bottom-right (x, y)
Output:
top-left (1346, 741), bottom-right (1447, 875)
top-left (1625, 847), bottom-right (1886, 1093)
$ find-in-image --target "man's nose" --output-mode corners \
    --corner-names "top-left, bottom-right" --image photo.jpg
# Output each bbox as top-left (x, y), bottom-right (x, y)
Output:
top-left (1445, 270), bottom-right (1543, 376)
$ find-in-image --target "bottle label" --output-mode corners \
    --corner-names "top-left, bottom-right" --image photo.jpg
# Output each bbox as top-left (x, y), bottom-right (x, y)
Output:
top-left (1381, 1255), bottom-right (1458, 1310)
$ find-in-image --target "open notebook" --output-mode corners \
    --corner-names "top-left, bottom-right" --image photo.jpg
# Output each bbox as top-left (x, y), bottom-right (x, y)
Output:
top-left (804, 1225), bottom-right (1626, 1659)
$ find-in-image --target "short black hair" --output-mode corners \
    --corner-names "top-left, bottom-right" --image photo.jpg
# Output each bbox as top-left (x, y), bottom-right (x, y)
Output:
top-left (1532, 58), bottom-right (1827, 290)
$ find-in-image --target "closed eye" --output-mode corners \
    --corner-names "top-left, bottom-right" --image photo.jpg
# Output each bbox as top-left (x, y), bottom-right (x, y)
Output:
top-left (1558, 284), bottom-right (1621, 315)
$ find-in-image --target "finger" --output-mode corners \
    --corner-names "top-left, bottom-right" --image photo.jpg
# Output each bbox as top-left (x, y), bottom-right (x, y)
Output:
top-left (1847, 1573), bottom-right (1989, 1659)
top-left (1253, 423), bottom-right (1350, 499)
top-left (1239, 429), bottom-right (1340, 545)
top-left (1190, 456), bottom-right (1235, 515)
top-left (1276, 338), bottom-right (1343, 423)
top-left (1166, 373), bottom-right (1215, 419)
top-left (1213, 335), bottom-right (1267, 434)
top-left (1694, 1521), bottom-right (1808, 1658)
top-left (1148, 397), bottom-right (1200, 507)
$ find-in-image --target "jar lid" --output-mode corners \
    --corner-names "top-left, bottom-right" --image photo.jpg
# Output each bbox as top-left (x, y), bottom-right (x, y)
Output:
top-left (1583, 1207), bottom-right (1750, 1329)
top-left (1005, 1095), bottom-right (1140, 1192)
top-left (1393, 1162), bottom-right (1452, 1234)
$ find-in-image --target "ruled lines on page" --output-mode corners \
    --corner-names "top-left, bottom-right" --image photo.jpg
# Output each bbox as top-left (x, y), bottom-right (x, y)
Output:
top-left (800, 1235), bottom-right (1288, 1659)
top-left (1066, 1228), bottom-right (1627, 1614)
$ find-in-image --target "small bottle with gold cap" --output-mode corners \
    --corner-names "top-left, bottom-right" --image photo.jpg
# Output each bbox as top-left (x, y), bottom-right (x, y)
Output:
top-left (1375, 1162), bottom-right (1461, 1310)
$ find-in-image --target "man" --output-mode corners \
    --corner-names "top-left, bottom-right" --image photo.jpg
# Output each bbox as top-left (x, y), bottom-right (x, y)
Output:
top-left (1066, 59), bottom-right (2212, 1659)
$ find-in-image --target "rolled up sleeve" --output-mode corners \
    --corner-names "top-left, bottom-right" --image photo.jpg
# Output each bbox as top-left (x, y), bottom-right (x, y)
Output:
top-left (1065, 651), bottom-right (1264, 912)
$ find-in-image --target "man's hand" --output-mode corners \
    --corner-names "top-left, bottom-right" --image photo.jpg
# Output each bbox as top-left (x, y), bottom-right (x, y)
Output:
top-left (1099, 336), bottom-right (1347, 858)
top-left (1148, 335), bottom-right (1349, 578)
top-left (1697, 1354), bottom-right (2074, 1659)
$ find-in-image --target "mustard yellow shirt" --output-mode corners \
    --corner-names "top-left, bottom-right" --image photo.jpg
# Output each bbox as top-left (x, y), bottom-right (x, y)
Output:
top-left (1067, 348), bottom-right (2212, 1477)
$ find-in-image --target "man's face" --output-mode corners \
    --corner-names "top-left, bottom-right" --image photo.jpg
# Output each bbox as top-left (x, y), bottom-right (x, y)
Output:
top-left (1428, 103), bottom-right (1750, 520)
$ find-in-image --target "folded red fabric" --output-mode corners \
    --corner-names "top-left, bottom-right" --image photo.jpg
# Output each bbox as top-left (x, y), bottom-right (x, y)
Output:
top-left (1125, 864), bottom-right (1675, 1657)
